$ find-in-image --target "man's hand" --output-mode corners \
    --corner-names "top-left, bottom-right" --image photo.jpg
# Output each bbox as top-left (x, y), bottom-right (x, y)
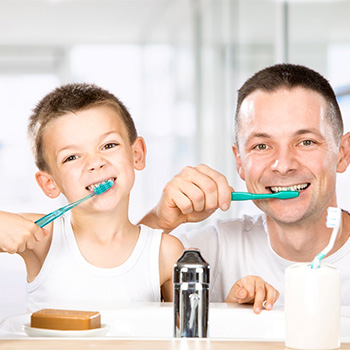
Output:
top-left (225, 276), bottom-right (279, 314)
top-left (0, 211), bottom-right (49, 254)
top-left (140, 164), bottom-right (232, 232)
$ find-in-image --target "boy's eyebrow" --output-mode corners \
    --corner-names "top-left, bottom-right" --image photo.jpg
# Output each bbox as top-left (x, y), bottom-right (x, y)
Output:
top-left (55, 131), bottom-right (122, 156)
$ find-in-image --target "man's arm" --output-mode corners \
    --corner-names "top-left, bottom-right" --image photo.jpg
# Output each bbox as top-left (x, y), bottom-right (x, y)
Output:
top-left (140, 164), bottom-right (233, 232)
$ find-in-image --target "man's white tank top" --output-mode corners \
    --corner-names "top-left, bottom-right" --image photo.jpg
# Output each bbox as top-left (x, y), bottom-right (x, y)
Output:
top-left (26, 213), bottom-right (162, 312)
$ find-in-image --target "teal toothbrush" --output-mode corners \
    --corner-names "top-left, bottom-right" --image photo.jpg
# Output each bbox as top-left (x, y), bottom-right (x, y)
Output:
top-left (311, 207), bottom-right (342, 269)
top-left (35, 179), bottom-right (114, 228)
top-left (231, 191), bottom-right (299, 201)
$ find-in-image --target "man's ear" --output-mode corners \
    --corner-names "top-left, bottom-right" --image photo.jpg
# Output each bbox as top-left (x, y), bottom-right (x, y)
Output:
top-left (132, 137), bottom-right (147, 171)
top-left (337, 132), bottom-right (350, 173)
top-left (35, 171), bottom-right (61, 198)
top-left (232, 143), bottom-right (246, 181)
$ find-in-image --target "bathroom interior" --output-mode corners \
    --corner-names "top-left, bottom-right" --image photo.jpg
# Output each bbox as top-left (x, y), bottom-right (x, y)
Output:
top-left (0, 0), bottom-right (350, 346)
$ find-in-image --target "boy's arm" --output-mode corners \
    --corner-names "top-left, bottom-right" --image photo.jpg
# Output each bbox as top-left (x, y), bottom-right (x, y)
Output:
top-left (0, 211), bottom-right (52, 281)
top-left (0, 211), bottom-right (49, 254)
top-left (0, 210), bottom-right (51, 264)
top-left (225, 276), bottom-right (280, 314)
top-left (159, 234), bottom-right (184, 302)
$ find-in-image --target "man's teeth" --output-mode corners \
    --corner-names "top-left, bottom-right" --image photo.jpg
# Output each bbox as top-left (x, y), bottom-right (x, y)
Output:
top-left (87, 178), bottom-right (114, 191)
top-left (270, 183), bottom-right (308, 193)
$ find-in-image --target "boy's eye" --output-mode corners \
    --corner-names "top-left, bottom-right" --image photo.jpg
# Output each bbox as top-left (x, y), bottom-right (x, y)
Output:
top-left (63, 155), bottom-right (79, 163)
top-left (102, 142), bottom-right (118, 150)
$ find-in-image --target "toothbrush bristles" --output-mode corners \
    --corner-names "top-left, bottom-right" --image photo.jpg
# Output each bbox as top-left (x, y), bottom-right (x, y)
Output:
top-left (326, 207), bottom-right (342, 228)
top-left (310, 207), bottom-right (341, 269)
top-left (94, 179), bottom-right (114, 195)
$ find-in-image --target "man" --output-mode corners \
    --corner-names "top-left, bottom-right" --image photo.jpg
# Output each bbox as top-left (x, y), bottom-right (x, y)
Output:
top-left (141, 63), bottom-right (350, 311)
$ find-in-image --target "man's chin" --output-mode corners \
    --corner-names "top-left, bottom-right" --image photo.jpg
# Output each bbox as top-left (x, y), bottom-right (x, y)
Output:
top-left (263, 207), bottom-right (308, 226)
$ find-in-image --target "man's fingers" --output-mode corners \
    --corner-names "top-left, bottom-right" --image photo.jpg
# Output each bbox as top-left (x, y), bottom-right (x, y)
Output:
top-left (252, 279), bottom-right (266, 314)
top-left (195, 164), bottom-right (232, 211)
top-left (264, 284), bottom-right (280, 310)
top-left (179, 166), bottom-right (219, 211)
top-left (235, 287), bottom-right (249, 303)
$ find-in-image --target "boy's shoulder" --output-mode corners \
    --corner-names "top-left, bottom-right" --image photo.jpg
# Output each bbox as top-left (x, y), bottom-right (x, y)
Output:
top-left (160, 231), bottom-right (184, 250)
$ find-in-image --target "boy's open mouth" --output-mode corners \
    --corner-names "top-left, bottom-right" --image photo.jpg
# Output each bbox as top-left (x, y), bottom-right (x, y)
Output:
top-left (85, 177), bottom-right (116, 192)
top-left (267, 183), bottom-right (310, 193)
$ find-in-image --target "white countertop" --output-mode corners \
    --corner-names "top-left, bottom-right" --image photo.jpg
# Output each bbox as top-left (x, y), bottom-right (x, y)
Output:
top-left (1, 302), bottom-right (350, 342)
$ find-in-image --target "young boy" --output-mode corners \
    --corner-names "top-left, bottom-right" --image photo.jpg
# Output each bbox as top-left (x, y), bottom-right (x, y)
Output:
top-left (0, 83), bottom-right (278, 312)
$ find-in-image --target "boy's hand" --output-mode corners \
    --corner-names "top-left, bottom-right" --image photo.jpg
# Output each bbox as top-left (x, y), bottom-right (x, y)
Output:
top-left (225, 276), bottom-right (279, 314)
top-left (0, 211), bottom-right (49, 254)
top-left (140, 164), bottom-right (232, 232)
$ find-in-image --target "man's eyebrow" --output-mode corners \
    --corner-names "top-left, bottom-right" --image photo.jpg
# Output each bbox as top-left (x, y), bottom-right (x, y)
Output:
top-left (250, 132), bottom-right (272, 138)
top-left (294, 128), bottom-right (324, 137)
top-left (244, 129), bottom-right (325, 144)
top-left (245, 132), bottom-right (272, 143)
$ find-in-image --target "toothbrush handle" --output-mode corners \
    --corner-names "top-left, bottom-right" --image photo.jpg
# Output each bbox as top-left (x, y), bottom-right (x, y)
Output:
top-left (231, 192), bottom-right (270, 201)
top-left (231, 191), bottom-right (298, 201)
top-left (35, 192), bottom-right (95, 228)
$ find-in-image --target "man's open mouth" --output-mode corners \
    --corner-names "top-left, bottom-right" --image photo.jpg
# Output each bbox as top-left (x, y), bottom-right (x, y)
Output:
top-left (267, 183), bottom-right (310, 193)
top-left (85, 177), bottom-right (116, 192)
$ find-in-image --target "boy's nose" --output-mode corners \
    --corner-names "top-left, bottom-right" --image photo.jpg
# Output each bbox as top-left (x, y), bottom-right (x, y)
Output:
top-left (87, 156), bottom-right (106, 172)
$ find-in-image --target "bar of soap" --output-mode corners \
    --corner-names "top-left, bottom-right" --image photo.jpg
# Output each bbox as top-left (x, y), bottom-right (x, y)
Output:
top-left (30, 309), bottom-right (101, 330)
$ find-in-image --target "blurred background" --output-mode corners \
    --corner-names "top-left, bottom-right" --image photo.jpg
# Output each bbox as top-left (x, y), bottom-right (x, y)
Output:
top-left (0, 0), bottom-right (350, 317)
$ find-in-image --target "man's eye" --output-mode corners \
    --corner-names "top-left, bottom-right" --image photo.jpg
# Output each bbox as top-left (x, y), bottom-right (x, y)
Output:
top-left (255, 144), bottom-right (268, 150)
top-left (102, 143), bottom-right (118, 150)
top-left (302, 140), bottom-right (314, 146)
top-left (63, 155), bottom-right (78, 163)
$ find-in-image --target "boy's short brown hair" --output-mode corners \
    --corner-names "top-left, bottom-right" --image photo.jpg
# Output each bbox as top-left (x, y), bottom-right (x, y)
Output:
top-left (28, 83), bottom-right (138, 172)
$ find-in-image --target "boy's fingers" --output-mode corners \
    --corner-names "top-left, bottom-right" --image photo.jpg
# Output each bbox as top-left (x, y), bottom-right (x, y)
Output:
top-left (33, 227), bottom-right (49, 242)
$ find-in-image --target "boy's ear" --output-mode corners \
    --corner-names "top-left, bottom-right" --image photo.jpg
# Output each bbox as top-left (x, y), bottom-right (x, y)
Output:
top-left (35, 171), bottom-right (61, 198)
top-left (337, 132), bottom-right (350, 173)
top-left (232, 143), bottom-right (246, 181)
top-left (132, 137), bottom-right (147, 171)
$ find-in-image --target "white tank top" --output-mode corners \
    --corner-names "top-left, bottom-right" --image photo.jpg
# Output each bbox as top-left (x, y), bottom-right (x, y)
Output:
top-left (26, 213), bottom-right (162, 312)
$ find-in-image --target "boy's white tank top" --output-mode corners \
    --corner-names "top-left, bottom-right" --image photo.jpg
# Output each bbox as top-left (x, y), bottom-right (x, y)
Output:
top-left (26, 212), bottom-right (162, 312)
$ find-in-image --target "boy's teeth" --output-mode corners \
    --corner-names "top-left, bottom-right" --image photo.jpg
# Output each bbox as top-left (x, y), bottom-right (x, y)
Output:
top-left (87, 178), bottom-right (114, 191)
top-left (270, 183), bottom-right (308, 193)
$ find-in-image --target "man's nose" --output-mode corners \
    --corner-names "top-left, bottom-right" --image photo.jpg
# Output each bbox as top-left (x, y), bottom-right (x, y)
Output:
top-left (271, 147), bottom-right (298, 174)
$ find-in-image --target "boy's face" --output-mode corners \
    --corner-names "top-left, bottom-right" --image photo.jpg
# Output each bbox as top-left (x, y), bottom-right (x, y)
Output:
top-left (37, 105), bottom-right (145, 212)
top-left (233, 87), bottom-right (345, 226)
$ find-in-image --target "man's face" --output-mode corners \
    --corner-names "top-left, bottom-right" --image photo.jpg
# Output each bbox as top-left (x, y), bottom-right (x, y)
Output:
top-left (233, 87), bottom-right (341, 225)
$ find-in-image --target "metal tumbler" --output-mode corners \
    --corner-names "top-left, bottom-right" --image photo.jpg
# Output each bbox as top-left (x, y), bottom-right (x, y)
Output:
top-left (173, 249), bottom-right (210, 338)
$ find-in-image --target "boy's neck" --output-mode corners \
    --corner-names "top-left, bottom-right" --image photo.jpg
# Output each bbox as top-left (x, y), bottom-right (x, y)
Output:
top-left (69, 210), bottom-right (141, 268)
top-left (70, 208), bottom-right (136, 243)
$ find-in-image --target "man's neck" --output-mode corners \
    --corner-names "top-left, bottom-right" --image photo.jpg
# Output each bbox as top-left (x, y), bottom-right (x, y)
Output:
top-left (266, 210), bottom-right (350, 262)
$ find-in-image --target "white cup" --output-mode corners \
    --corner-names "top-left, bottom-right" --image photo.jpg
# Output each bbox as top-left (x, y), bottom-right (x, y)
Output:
top-left (285, 263), bottom-right (340, 350)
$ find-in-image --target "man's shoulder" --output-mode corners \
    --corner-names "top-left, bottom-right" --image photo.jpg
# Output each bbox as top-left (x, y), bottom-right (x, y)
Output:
top-left (213, 213), bottom-right (267, 238)
top-left (171, 213), bottom-right (266, 246)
